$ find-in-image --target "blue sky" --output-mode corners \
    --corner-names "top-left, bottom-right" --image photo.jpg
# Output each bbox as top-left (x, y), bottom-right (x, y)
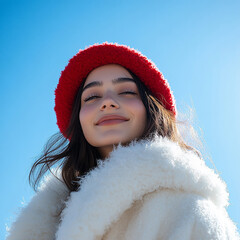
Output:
top-left (1, 0), bottom-right (240, 238)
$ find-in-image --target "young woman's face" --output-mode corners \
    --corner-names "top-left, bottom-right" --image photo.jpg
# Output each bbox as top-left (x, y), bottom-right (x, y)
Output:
top-left (79, 64), bottom-right (147, 158)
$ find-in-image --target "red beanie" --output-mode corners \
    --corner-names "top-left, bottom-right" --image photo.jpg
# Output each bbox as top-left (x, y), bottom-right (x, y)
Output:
top-left (54, 42), bottom-right (177, 137)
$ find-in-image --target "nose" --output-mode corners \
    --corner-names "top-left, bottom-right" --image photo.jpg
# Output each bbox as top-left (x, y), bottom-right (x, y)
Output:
top-left (100, 95), bottom-right (120, 110)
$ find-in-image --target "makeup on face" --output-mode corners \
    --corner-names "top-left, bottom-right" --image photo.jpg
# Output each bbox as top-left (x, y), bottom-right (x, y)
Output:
top-left (79, 64), bottom-right (147, 159)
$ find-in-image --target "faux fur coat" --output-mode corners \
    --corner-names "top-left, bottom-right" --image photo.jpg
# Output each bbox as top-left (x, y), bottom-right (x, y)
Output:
top-left (6, 136), bottom-right (240, 240)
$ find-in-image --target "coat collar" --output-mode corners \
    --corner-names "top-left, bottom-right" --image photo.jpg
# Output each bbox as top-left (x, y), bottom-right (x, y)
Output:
top-left (55, 135), bottom-right (229, 240)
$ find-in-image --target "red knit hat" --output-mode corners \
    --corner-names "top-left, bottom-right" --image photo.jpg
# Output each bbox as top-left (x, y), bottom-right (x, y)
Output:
top-left (54, 42), bottom-right (177, 136)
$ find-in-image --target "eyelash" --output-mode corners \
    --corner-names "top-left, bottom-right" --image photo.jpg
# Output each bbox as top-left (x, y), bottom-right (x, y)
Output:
top-left (83, 91), bottom-right (137, 102)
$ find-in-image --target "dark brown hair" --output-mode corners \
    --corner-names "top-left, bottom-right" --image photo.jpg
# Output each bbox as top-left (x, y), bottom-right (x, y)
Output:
top-left (29, 68), bottom-right (201, 192)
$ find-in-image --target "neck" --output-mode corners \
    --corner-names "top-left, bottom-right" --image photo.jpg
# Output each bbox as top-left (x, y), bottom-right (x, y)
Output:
top-left (97, 145), bottom-right (114, 159)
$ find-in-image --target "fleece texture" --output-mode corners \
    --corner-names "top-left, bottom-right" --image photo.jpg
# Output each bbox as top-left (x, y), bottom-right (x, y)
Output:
top-left (6, 136), bottom-right (240, 240)
top-left (54, 42), bottom-right (176, 137)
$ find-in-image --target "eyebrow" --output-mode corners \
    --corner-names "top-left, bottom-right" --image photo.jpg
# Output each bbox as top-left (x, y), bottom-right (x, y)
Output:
top-left (82, 77), bottom-right (136, 93)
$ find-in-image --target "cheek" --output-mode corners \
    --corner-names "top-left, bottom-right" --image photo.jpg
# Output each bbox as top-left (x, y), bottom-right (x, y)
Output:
top-left (138, 105), bottom-right (147, 128)
top-left (127, 99), bottom-right (146, 117)
top-left (133, 100), bottom-right (147, 129)
top-left (79, 105), bottom-right (94, 128)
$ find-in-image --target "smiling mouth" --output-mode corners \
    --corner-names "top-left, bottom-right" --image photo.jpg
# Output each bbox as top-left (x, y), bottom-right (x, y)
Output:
top-left (97, 119), bottom-right (129, 126)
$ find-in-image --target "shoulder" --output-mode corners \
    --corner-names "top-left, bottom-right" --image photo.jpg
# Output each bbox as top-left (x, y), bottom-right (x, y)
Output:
top-left (141, 189), bottom-right (240, 239)
top-left (192, 196), bottom-right (239, 239)
top-left (6, 171), bottom-right (69, 240)
top-left (109, 135), bottom-right (228, 207)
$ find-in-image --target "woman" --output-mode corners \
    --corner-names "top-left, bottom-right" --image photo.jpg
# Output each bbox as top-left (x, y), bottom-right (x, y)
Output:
top-left (6, 43), bottom-right (239, 240)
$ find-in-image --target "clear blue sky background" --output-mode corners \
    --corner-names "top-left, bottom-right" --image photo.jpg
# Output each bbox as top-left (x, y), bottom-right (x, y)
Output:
top-left (1, 0), bottom-right (240, 238)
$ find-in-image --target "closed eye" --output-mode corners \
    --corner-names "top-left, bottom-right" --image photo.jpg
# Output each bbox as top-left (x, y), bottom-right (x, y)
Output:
top-left (84, 91), bottom-right (137, 102)
top-left (84, 95), bottom-right (101, 102)
top-left (120, 91), bottom-right (137, 95)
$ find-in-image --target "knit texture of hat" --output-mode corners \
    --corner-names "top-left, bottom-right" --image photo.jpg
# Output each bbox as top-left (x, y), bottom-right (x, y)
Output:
top-left (54, 42), bottom-right (176, 137)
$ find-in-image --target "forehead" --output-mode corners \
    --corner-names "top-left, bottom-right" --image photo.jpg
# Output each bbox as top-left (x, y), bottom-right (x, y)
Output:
top-left (84, 64), bottom-right (133, 86)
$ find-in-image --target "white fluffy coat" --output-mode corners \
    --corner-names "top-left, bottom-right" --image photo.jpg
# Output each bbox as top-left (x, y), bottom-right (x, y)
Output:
top-left (6, 136), bottom-right (240, 239)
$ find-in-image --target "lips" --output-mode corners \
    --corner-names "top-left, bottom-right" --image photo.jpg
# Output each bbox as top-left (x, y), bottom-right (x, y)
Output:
top-left (96, 115), bottom-right (129, 125)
